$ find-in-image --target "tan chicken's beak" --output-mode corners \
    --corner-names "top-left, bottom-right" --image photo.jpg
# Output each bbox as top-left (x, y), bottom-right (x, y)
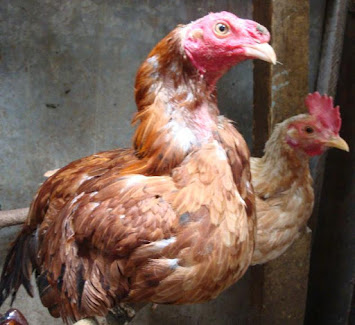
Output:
top-left (324, 135), bottom-right (349, 152)
top-left (243, 43), bottom-right (277, 65)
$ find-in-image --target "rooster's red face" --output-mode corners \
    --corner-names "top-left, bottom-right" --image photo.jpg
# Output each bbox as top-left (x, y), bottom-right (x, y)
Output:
top-left (183, 11), bottom-right (276, 82)
top-left (285, 92), bottom-right (349, 157)
top-left (286, 117), bottom-right (347, 156)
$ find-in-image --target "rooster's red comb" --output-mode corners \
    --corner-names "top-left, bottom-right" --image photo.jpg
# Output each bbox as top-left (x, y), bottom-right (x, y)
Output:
top-left (305, 92), bottom-right (341, 133)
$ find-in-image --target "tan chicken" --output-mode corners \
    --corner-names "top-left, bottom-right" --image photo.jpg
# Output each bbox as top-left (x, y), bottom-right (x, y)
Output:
top-left (0, 12), bottom-right (276, 323)
top-left (251, 92), bottom-right (349, 264)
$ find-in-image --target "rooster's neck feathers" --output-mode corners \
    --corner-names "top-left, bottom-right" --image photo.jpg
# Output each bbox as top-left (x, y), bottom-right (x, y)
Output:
top-left (131, 28), bottom-right (219, 175)
top-left (135, 28), bottom-right (214, 112)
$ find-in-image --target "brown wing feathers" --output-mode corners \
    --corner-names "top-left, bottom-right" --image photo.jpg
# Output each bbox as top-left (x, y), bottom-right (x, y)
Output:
top-left (0, 117), bottom-right (255, 323)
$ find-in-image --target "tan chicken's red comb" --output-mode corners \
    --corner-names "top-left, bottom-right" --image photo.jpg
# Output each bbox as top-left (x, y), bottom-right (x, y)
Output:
top-left (305, 92), bottom-right (341, 133)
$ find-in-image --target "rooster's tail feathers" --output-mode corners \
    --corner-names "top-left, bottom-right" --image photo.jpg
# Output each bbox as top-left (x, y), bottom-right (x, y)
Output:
top-left (0, 228), bottom-right (36, 306)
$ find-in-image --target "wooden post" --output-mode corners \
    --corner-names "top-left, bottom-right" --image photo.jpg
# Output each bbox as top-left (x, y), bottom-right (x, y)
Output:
top-left (252, 1), bottom-right (310, 324)
top-left (253, 0), bottom-right (309, 156)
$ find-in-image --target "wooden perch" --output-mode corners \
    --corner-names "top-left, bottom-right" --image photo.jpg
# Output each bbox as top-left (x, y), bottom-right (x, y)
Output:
top-left (0, 169), bottom-right (57, 228)
top-left (0, 208), bottom-right (29, 228)
top-left (252, 0), bottom-right (310, 324)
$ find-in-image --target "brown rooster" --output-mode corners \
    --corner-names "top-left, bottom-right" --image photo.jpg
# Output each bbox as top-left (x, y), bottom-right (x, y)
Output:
top-left (251, 92), bottom-right (349, 265)
top-left (0, 12), bottom-right (276, 323)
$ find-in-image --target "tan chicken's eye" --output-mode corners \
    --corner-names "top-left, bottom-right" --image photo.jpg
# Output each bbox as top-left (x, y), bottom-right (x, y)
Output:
top-left (214, 22), bottom-right (230, 36)
top-left (304, 126), bottom-right (314, 134)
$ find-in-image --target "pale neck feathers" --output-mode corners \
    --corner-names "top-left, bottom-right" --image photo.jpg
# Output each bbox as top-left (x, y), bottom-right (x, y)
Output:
top-left (131, 28), bottom-right (220, 175)
top-left (252, 115), bottom-right (311, 198)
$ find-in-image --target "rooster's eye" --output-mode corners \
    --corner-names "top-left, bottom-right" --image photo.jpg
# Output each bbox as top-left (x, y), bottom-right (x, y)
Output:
top-left (304, 126), bottom-right (314, 134)
top-left (214, 22), bottom-right (230, 36)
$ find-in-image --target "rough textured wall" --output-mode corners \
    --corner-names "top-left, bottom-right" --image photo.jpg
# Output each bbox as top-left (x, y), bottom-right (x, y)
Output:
top-left (0, 1), bottom-right (254, 324)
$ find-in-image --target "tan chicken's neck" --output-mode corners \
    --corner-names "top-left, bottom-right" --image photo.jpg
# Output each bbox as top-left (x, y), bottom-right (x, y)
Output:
top-left (253, 121), bottom-right (311, 197)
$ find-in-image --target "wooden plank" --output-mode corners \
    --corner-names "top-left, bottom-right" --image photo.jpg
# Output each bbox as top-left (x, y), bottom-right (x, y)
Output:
top-left (252, 0), bottom-right (272, 157)
top-left (253, 0), bottom-right (309, 155)
top-left (252, 0), bottom-right (310, 324)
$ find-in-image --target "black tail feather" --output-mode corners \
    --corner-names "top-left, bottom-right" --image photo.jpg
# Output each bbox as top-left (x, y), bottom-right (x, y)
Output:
top-left (0, 228), bottom-right (36, 306)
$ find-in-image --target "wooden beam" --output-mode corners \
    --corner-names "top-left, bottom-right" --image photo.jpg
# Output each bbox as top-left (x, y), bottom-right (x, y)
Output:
top-left (253, 0), bottom-right (309, 156)
top-left (252, 0), bottom-right (310, 324)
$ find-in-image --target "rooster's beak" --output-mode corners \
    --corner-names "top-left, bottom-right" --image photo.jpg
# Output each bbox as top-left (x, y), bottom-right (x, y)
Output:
top-left (243, 43), bottom-right (277, 65)
top-left (324, 135), bottom-right (349, 152)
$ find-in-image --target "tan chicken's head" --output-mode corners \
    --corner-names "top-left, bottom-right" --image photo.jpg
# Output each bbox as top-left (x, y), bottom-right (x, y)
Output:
top-left (285, 92), bottom-right (349, 156)
top-left (182, 11), bottom-right (276, 85)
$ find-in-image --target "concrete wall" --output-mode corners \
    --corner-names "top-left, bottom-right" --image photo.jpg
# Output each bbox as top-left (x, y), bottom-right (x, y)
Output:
top-left (0, 1), bottom-right (254, 324)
